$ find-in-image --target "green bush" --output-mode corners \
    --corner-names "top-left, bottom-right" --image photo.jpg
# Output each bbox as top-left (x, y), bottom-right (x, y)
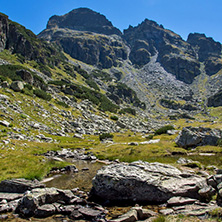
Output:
top-left (22, 87), bottom-right (33, 96)
top-left (48, 80), bottom-right (67, 86)
top-left (152, 215), bottom-right (165, 222)
top-left (85, 79), bottom-right (100, 91)
top-left (69, 83), bottom-right (118, 113)
top-left (0, 75), bottom-right (7, 82)
top-left (99, 133), bottom-right (114, 141)
top-left (91, 69), bottom-right (112, 81)
top-left (145, 135), bottom-right (154, 140)
top-left (24, 84), bottom-right (33, 90)
top-left (56, 100), bottom-right (69, 108)
top-left (34, 89), bottom-right (51, 101)
top-left (217, 139), bottom-right (222, 147)
top-left (0, 65), bottom-right (24, 81)
top-left (119, 108), bottom-right (136, 116)
top-left (20, 114), bottom-right (27, 119)
top-left (110, 115), bottom-right (118, 121)
top-left (154, 125), bottom-right (175, 135)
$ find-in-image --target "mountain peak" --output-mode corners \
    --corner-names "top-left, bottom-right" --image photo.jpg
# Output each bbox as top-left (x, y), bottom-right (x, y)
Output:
top-left (46, 7), bottom-right (122, 35)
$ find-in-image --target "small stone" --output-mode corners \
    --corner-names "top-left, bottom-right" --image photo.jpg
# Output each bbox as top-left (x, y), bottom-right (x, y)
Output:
top-left (159, 208), bottom-right (174, 215)
top-left (167, 197), bottom-right (196, 207)
top-left (0, 120), bottom-right (10, 127)
top-left (35, 204), bottom-right (56, 218)
top-left (0, 214), bottom-right (8, 219)
top-left (78, 207), bottom-right (102, 218)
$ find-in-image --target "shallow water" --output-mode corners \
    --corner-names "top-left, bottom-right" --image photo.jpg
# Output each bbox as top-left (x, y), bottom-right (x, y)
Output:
top-left (44, 154), bottom-right (222, 192)
top-left (44, 160), bottom-right (104, 191)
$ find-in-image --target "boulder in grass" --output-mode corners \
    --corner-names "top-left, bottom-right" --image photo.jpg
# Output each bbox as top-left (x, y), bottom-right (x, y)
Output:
top-left (10, 81), bottom-right (24, 92)
top-left (175, 127), bottom-right (222, 148)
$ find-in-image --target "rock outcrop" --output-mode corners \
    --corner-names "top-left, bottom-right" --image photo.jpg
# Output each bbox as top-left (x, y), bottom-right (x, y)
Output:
top-left (175, 127), bottom-right (222, 148)
top-left (91, 161), bottom-right (208, 203)
top-left (207, 89), bottom-right (222, 107)
top-left (39, 29), bottom-right (128, 68)
top-left (123, 19), bottom-right (200, 84)
top-left (39, 8), bottom-right (222, 86)
top-left (187, 33), bottom-right (222, 76)
top-left (0, 13), bottom-right (65, 69)
top-left (0, 178), bottom-right (45, 193)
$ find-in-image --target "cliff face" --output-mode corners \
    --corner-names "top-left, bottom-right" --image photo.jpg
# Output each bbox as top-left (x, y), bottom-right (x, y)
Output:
top-left (187, 33), bottom-right (222, 76)
top-left (39, 28), bottom-right (128, 69)
top-left (0, 13), bottom-right (65, 69)
top-left (123, 19), bottom-right (201, 84)
top-left (0, 13), bottom-right (8, 51)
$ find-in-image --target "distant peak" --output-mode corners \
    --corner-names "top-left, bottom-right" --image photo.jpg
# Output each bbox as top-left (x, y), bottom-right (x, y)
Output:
top-left (46, 8), bottom-right (122, 36)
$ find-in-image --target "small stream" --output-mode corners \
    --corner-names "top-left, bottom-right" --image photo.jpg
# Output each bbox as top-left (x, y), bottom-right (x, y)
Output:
top-left (44, 153), bottom-right (222, 193)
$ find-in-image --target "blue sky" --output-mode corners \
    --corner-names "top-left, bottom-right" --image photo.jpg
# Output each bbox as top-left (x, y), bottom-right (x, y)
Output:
top-left (1, 0), bottom-right (222, 43)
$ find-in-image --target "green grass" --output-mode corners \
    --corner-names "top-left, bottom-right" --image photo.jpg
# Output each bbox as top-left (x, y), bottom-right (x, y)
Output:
top-left (0, 140), bottom-right (69, 181)
top-left (154, 125), bottom-right (175, 135)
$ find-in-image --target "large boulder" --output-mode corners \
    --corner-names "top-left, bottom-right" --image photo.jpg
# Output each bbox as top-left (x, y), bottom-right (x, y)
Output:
top-left (175, 127), bottom-right (222, 148)
top-left (91, 161), bottom-right (208, 203)
top-left (16, 69), bottom-right (34, 85)
top-left (10, 81), bottom-right (24, 92)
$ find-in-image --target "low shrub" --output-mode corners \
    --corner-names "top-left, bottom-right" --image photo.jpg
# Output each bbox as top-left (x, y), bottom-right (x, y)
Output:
top-left (99, 133), bottom-right (114, 141)
top-left (145, 135), bottom-right (154, 140)
top-left (110, 115), bottom-right (118, 121)
top-left (0, 64), bottom-right (24, 81)
top-left (34, 89), bottom-right (51, 101)
top-left (85, 79), bottom-right (100, 91)
top-left (0, 75), bottom-right (7, 82)
top-left (24, 83), bottom-right (33, 90)
top-left (217, 139), bottom-right (222, 147)
top-left (20, 114), bottom-right (27, 119)
top-left (48, 80), bottom-right (66, 86)
top-left (152, 215), bottom-right (165, 222)
top-left (154, 125), bottom-right (175, 135)
top-left (91, 69), bottom-right (112, 81)
top-left (56, 100), bottom-right (69, 108)
top-left (22, 87), bottom-right (33, 96)
top-left (119, 108), bottom-right (136, 116)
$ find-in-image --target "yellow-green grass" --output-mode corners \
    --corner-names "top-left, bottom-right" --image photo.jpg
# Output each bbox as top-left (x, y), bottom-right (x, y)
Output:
top-left (209, 107), bottom-right (222, 122)
top-left (90, 133), bottom-right (186, 163)
top-left (0, 140), bottom-right (69, 181)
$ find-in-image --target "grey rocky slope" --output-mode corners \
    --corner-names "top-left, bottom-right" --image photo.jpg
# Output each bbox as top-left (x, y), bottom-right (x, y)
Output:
top-left (39, 8), bottom-right (222, 113)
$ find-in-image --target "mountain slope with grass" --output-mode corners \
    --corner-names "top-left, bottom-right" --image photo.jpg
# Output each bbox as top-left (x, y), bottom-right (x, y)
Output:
top-left (0, 9), bottom-right (222, 184)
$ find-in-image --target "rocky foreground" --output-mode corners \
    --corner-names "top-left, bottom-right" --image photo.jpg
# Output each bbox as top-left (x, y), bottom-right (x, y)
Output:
top-left (1, 160), bottom-right (222, 221)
